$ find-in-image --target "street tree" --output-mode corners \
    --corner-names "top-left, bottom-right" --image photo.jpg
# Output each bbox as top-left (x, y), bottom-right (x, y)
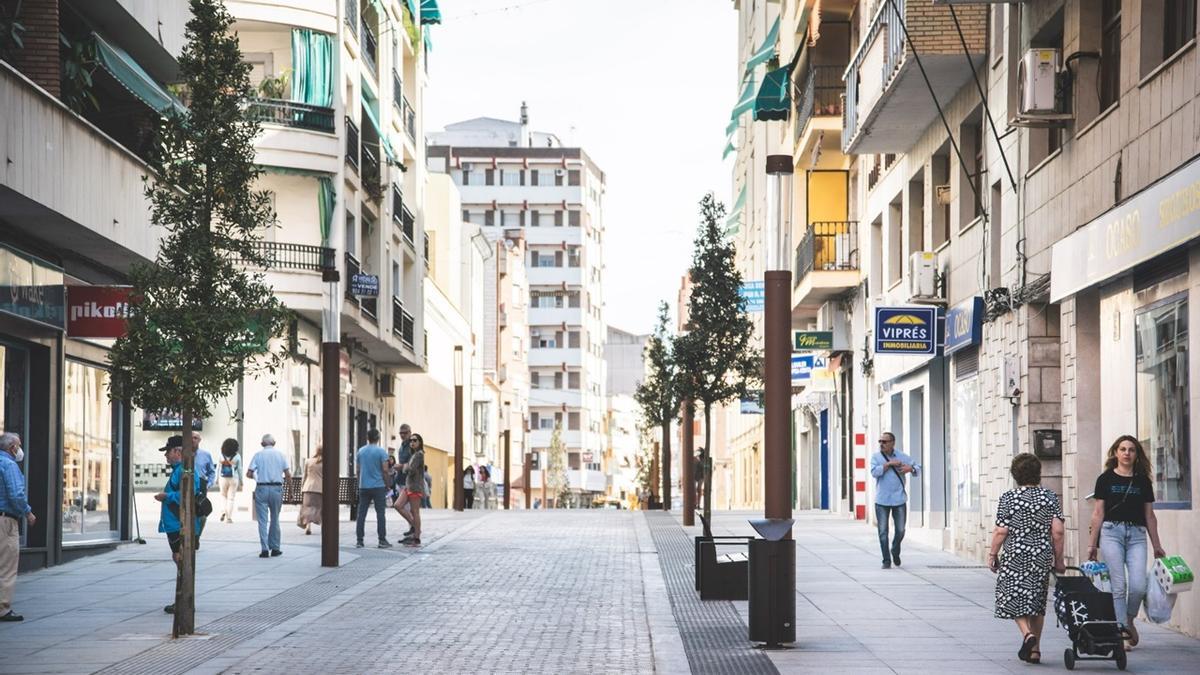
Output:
top-left (545, 423), bottom-right (570, 508)
top-left (635, 301), bottom-right (680, 511)
top-left (676, 193), bottom-right (760, 538)
top-left (107, 0), bottom-right (290, 637)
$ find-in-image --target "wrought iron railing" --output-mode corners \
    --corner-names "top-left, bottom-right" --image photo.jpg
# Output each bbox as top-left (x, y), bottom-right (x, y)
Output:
top-left (361, 19), bottom-right (378, 75)
top-left (392, 298), bottom-right (415, 349)
top-left (400, 202), bottom-right (415, 246)
top-left (422, 235), bottom-right (429, 265)
top-left (344, 252), bottom-right (360, 302)
top-left (843, 0), bottom-right (906, 151)
top-left (402, 94), bottom-right (416, 141)
top-left (345, 116), bottom-right (360, 171)
top-left (362, 142), bottom-right (383, 201)
top-left (345, 0), bottom-right (358, 37)
top-left (793, 64), bottom-right (845, 144)
top-left (248, 98), bottom-right (335, 133)
top-left (237, 242), bottom-right (335, 271)
top-left (392, 70), bottom-right (404, 112)
top-left (795, 221), bottom-right (860, 282)
top-left (362, 295), bottom-right (377, 320)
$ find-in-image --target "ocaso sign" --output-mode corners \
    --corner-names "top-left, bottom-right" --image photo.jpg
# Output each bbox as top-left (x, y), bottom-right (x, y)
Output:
top-left (67, 286), bottom-right (132, 338)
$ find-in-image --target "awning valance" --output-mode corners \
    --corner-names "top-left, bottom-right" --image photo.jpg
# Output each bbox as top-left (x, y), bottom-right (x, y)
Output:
top-left (93, 33), bottom-right (187, 117)
top-left (744, 16), bottom-right (780, 75)
top-left (420, 0), bottom-right (442, 24)
top-left (753, 66), bottom-right (791, 121)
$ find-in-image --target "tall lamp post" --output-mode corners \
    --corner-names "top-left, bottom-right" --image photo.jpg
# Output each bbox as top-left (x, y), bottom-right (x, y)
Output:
top-left (320, 264), bottom-right (341, 567)
top-left (502, 401), bottom-right (511, 510)
top-left (453, 345), bottom-right (464, 511)
top-left (763, 154), bottom-right (793, 526)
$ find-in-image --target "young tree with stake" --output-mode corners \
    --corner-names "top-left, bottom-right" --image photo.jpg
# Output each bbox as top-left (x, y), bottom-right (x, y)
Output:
top-left (635, 301), bottom-right (681, 511)
top-left (108, 0), bottom-right (290, 637)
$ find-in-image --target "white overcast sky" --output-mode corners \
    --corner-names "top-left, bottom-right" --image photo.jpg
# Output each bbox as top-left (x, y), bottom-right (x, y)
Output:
top-left (425, 0), bottom-right (737, 335)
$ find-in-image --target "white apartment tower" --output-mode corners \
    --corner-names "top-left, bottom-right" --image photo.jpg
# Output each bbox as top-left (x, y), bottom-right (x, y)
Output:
top-left (429, 109), bottom-right (608, 503)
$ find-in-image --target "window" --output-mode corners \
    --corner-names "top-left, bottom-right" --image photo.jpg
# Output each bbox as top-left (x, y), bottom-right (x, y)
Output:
top-left (62, 361), bottom-right (118, 540)
top-left (501, 169), bottom-right (520, 186)
top-left (1142, 0), bottom-right (1197, 76)
top-left (568, 210), bottom-right (581, 227)
top-left (990, 4), bottom-right (1004, 67)
top-left (886, 195), bottom-right (902, 287)
top-left (530, 169), bottom-right (539, 185)
top-left (531, 371), bottom-right (541, 388)
top-left (461, 170), bottom-right (471, 185)
top-left (485, 210), bottom-right (495, 227)
top-left (568, 452), bottom-right (581, 470)
top-left (554, 372), bottom-right (563, 389)
top-left (568, 331), bottom-right (581, 348)
top-left (1100, 0), bottom-right (1121, 110)
top-left (931, 149), bottom-right (951, 249)
top-left (1136, 293), bottom-right (1190, 506)
top-left (531, 210), bottom-right (541, 227)
top-left (568, 247), bottom-right (581, 267)
top-left (568, 412), bottom-right (581, 430)
top-left (568, 371), bottom-right (580, 389)
top-left (554, 210), bottom-right (564, 227)
top-left (486, 168), bottom-right (496, 186)
top-left (568, 291), bottom-right (581, 308)
top-left (502, 210), bottom-right (520, 227)
top-left (555, 170), bottom-right (564, 187)
top-left (568, 169), bottom-right (581, 186)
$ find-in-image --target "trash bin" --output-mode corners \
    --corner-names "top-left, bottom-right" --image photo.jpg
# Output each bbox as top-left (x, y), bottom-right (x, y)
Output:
top-left (747, 518), bottom-right (795, 647)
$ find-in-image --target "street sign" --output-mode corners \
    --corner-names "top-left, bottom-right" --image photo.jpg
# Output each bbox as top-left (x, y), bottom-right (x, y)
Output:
top-left (739, 281), bottom-right (764, 312)
top-left (793, 330), bottom-right (833, 351)
top-left (944, 297), bottom-right (984, 355)
top-left (350, 273), bottom-right (379, 297)
top-left (874, 306), bottom-right (938, 355)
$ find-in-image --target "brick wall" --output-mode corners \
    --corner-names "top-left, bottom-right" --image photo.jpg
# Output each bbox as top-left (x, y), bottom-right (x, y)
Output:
top-left (6, 0), bottom-right (59, 97)
top-left (904, 0), bottom-right (986, 57)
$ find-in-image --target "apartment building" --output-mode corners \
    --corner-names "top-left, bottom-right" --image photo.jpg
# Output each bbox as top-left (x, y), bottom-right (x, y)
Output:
top-left (428, 110), bottom-right (609, 505)
top-left (730, 0), bottom-right (1200, 637)
top-left (1, 0), bottom-right (191, 565)
top-left (605, 326), bottom-right (649, 507)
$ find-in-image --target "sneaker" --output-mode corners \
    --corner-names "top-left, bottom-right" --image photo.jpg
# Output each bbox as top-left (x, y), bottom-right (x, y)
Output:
top-left (0, 611), bottom-right (24, 621)
top-left (882, 561), bottom-right (892, 569)
top-left (219, 514), bottom-right (225, 522)
top-left (355, 541), bottom-right (365, 548)
top-left (404, 528), bottom-right (414, 537)
top-left (893, 555), bottom-right (901, 567)
top-left (259, 551), bottom-right (270, 558)
top-left (404, 538), bottom-right (421, 547)
top-left (270, 549), bottom-right (282, 557)
top-left (378, 540), bottom-right (393, 549)
top-left (163, 605), bottom-right (174, 615)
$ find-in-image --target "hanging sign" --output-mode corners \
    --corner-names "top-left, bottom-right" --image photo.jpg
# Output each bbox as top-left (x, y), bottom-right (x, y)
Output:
top-left (874, 306), bottom-right (938, 355)
top-left (944, 297), bottom-right (984, 355)
top-left (350, 273), bottom-right (379, 297)
top-left (0, 244), bottom-right (65, 330)
top-left (739, 281), bottom-right (765, 312)
top-left (793, 330), bottom-right (833, 351)
top-left (67, 286), bottom-right (132, 338)
top-left (791, 354), bottom-right (813, 385)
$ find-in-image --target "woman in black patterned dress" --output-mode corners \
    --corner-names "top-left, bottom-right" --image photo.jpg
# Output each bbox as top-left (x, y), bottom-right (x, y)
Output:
top-left (988, 453), bottom-right (1066, 664)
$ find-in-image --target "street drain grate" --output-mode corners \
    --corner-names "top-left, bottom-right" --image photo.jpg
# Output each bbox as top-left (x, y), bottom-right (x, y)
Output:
top-left (646, 512), bottom-right (778, 675)
top-left (926, 564), bottom-right (988, 569)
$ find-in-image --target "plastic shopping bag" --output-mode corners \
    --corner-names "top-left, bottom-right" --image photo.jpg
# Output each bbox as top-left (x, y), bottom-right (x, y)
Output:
top-left (1147, 576), bottom-right (1176, 624)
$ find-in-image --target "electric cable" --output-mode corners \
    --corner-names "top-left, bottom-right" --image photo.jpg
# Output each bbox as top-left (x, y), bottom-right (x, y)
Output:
top-left (949, 5), bottom-right (1016, 193)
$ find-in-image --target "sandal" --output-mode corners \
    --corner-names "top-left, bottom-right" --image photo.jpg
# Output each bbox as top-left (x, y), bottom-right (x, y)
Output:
top-left (1126, 622), bottom-right (1139, 647)
top-left (1028, 649), bottom-right (1041, 664)
top-left (1018, 633), bottom-right (1036, 662)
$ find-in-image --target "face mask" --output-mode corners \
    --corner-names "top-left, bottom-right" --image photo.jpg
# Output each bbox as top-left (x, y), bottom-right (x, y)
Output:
top-left (13, 448), bottom-right (23, 463)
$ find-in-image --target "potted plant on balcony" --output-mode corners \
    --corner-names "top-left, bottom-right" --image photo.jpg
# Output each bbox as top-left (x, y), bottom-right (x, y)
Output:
top-left (256, 69), bottom-right (290, 100)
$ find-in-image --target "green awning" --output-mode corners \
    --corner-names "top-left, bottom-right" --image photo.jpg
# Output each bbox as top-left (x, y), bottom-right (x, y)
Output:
top-left (420, 0), bottom-right (442, 24)
top-left (730, 77), bottom-right (756, 120)
top-left (93, 33), bottom-right (187, 117)
top-left (722, 140), bottom-right (735, 160)
top-left (753, 66), bottom-right (791, 121)
top-left (726, 116), bottom-right (740, 136)
top-left (360, 91), bottom-right (396, 162)
top-left (725, 185), bottom-right (746, 234)
top-left (744, 16), bottom-right (780, 75)
top-left (405, 0), bottom-right (418, 20)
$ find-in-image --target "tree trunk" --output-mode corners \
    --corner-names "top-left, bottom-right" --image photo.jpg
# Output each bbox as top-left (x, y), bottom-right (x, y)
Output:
top-left (702, 402), bottom-right (713, 539)
top-left (173, 410), bottom-right (197, 637)
top-left (660, 421), bottom-right (671, 511)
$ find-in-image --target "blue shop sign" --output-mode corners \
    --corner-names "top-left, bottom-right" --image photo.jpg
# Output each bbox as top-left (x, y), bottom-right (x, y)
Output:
top-left (739, 281), bottom-right (764, 313)
top-left (944, 297), bottom-right (984, 355)
top-left (350, 273), bottom-right (379, 297)
top-left (874, 306), bottom-right (938, 355)
top-left (791, 353), bottom-right (812, 385)
top-left (0, 244), bottom-right (65, 330)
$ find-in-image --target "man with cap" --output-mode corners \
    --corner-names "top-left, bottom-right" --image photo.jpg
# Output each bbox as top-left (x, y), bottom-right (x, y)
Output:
top-left (246, 434), bottom-right (291, 558)
top-left (154, 435), bottom-right (204, 614)
top-left (0, 433), bottom-right (34, 621)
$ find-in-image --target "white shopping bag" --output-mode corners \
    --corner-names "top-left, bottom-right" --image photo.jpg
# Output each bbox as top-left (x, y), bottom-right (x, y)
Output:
top-left (1147, 576), bottom-right (1176, 624)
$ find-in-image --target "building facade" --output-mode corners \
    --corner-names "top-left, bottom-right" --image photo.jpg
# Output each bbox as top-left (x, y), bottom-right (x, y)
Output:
top-left (728, 0), bottom-right (1200, 638)
top-left (605, 326), bottom-right (649, 507)
top-left (428, 111), bottom-right (609, 506)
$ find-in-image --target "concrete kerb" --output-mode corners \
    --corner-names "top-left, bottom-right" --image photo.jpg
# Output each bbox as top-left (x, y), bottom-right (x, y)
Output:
top-left (634, 511), bottom-right (689, 675)
top-left (181, 513), bottom-right (496, 675)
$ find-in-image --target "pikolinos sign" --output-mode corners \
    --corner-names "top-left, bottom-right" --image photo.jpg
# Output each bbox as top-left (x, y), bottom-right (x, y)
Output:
top-left (67, 286), bottom-right (132, 338)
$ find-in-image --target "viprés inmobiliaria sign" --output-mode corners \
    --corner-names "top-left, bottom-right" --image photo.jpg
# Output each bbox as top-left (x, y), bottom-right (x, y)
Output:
top-left (874, 306), bottom-right (938, 355)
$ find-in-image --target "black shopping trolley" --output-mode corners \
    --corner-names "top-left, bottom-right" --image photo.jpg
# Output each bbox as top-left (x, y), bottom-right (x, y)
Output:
top-left (1053, 567), bottom-right (1131, 670)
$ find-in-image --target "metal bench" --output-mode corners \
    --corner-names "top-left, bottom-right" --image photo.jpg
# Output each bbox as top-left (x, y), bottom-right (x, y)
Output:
top-left (280, 476), bottom-right (360, 520)
top-left (695, 535), bottom-right (753, 600)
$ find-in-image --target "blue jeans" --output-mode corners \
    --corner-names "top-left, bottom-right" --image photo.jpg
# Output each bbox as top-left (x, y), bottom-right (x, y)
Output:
top-left (253, 485), bottom-right (283, 552)
top-left (356, 486), bottom-right (388, 543)
top-left (1099, 521), bottom-right (1149, 624)
top-left (875, 503), bottom-right (907, 563)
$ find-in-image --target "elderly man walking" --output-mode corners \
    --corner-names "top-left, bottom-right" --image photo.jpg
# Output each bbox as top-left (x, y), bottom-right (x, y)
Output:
top-left (247, 434), bottom-right (291, 558)
top-left (0, 433), bottom-right (35, 621)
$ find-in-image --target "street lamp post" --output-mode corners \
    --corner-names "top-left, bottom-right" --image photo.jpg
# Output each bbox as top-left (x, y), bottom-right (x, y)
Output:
top-left (764, 154), bottom-right (794, 525)
top-left (320, 265), bottom-right (341, 567)
top-left (502, 402), bottom-right (511, 510)
top-left (453, 345), bottom-right (464, 512)
top-left (681, 401), bottom-right (694, 525)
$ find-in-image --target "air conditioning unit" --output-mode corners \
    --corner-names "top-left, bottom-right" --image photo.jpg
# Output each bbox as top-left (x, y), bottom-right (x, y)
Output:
top-left (376, 374), bottom-right (395, 398)
top-left (554, 169), bottom-right (565, 177)
top-left (1020, 48), bottom-right (1061, 114)
top-left (907, 252), bottom-right (941, 301)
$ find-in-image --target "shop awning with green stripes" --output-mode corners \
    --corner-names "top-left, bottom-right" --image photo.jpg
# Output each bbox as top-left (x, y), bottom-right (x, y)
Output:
top-left (420, 0), bottom-right (442, 24)
top-left (753, 65), bottom-right (791, 121)
top-left (93, 33), bottom-right (187, 117)
top-left (744, 16), bottom-right (780, 75)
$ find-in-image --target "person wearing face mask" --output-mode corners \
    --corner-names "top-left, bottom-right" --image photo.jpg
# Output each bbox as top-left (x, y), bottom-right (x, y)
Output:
top-left (0, 432), bottom-right (35, 622)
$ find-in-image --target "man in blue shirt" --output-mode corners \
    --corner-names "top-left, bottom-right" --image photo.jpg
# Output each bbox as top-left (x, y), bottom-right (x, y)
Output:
top-left (247, 434), bottom-right (291, 558)
top-left (191, 431), bottom-right (218, 494)
top-left (870, 432), bottom-right (920, 569)
top-left (0, 433), bottom-right (35, 622)
top-left (154, 435), bottom-right (204, 614)
top-left (356, 428), bottom-right (392, 548)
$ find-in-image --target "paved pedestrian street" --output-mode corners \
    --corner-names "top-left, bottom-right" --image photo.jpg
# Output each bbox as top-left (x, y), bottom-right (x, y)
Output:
top-left (2, 508), bottom-right (1199, 674)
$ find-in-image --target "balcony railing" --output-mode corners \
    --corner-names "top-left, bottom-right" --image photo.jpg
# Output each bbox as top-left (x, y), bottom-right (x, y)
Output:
top-left (345, 116), bottom-right (360, 171)
top-left (392, 71), bottom-right (404, 113)
top-left (392, 296), bottom-right (415, 349)
top-left (402, 94), bottom-right (416, 142)
top-left (238, 242), bottom-right (335, 271)
top-left (248, 98), bottom-right (335, 133)
top-left (793, 64), bottom-right (845, 143)
top-left (843, 0), bottom-right (906, 150)
top-left (795, 222), bottom-right (860, 281)
top-left (361, 19), bottom-right (378, 75)
top-left (344, 252), bottom-right (360, 302)
top-left (361, 142), bottom-right (383, 201)
top-left (423, 234), bottom-right (429, 265)
top-left (362, 295), bottom-right (377, 321)
top-left (392, 186), bottom-right (415, 246)
top-left (345, 0), bottom-right (358, 37)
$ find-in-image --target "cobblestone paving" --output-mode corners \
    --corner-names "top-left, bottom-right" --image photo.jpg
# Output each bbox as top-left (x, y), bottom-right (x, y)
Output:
top-left (222, 511), bottom-right (655, 674)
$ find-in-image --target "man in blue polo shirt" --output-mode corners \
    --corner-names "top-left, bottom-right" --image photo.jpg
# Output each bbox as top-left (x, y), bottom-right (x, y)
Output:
top-left (0, 433), bottom-right (35, 622)
top-left (247, 434), bottom-right (291, 558)
top-left (870, 431), bottom-right (920, 569)
top-left (356, 429), bottom-right (392, 549)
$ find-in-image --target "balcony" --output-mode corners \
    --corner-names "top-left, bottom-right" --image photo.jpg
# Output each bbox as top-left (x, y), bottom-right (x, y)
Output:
top-left (361, 142), bottom-right (383, 202)
top-left (344, 252), bottom-right (360, 303)
top-left (345, 116), bottom-right (360, 172)
top-left (392, 71), bottom-right (404, 113)
top-left (528, 306), bottom-right (584, 327)
top-left (793, 222), bottom-right (861, 318)
top-left (527, 265), bottom-right (582, 287)
top-left (392, 297), bottom-right (415, 349)
top-left (345, 0), bottom-right (358, 37)
top-left (402, 94), bottom-right (416, 143)
top-left (248, 98), bottom-right (335, 134)
top-left (360, 19), bottom-right (378, 76)
top-left (528, 347), bottom-right (582, 368)
top-left (842, 0), bottom-right (985, 154)
top-left (793, 63), bottom-right (845, 150)
top-left (238, 241), bottom-right (335, 271)
top-left (391, 187), bottom-right (415, 247)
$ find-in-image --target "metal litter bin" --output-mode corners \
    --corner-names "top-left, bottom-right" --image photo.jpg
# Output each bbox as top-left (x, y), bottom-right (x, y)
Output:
top-left (747, 518), bottom-right (795, 647)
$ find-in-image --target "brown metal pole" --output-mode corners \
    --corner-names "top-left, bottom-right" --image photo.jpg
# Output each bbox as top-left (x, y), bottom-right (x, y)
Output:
top-left (651, 440), bottom-right (660, 506)
top-left (321, 341), bottom-right (341, 566)
top-left (682, 400), bottom-right (695, 526)
top-left (502, 429), bottom-right (511, 510)
top-left (523, 451), bottom-right (532, 509)
top-left (454, 382), bottom-right (464, 511)
top-left (764, 281), bottom-right (793, 524)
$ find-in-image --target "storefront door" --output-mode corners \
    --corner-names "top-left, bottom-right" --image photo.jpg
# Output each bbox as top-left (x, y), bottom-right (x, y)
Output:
top-left (61, 360), bottom-right (120, 543)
